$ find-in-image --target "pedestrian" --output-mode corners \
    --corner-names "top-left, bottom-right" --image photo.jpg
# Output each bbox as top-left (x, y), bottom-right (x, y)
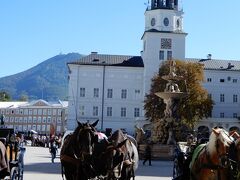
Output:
top-left (49, 142), bottom-right (57, 163)
top-left (143, 143), bottom-right (152, 166)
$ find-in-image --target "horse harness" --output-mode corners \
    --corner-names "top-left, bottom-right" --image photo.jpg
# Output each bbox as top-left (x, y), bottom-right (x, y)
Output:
top-left (193, 139), bottom-right (230, 180)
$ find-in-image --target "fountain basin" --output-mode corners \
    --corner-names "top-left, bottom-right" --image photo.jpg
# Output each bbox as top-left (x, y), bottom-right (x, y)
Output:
top-left (155, 92), bottom-right (187, 99)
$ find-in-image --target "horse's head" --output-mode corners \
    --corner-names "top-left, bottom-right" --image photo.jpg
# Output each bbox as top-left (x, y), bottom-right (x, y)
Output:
top-left (103, 139), bottom-right (127, 179)
top-left (74, 120), bottom-right (99, 157)
top-left (210, 128), bottom-right (234, 165)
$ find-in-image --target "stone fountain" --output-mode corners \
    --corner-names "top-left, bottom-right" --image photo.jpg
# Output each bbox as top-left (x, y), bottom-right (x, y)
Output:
top-left (152, 60), bottom-right (187, 145)
top-left (138, 60), bottom-right (187, 160)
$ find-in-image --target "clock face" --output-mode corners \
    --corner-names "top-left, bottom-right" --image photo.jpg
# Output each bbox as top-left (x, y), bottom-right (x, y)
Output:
top-left (161, 38), bottom-right (172, 49)
top-left (151, 18), bottom-right (156, 26)
top-left (163, 17), bottom-right (169, 26)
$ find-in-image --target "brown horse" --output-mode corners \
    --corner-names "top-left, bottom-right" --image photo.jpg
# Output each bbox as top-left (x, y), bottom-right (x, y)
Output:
top-left (60, 120), bottom-right (99, 180)
top-left (189, 127), bottom-right (233, 180)
top-left (102, 129), bottom-right (139, 180)
top-left (0, 140), bottom-right (10, 179)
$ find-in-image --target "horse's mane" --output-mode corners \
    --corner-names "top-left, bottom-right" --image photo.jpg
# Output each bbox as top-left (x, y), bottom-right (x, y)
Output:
top-left (207, 130), bottom-right (218, 155)
top-left (207, 128), bottom-right (231, 155)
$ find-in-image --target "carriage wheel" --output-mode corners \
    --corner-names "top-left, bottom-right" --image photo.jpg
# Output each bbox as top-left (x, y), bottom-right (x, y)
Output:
top-left (10, 167), bottom-right (18, 180)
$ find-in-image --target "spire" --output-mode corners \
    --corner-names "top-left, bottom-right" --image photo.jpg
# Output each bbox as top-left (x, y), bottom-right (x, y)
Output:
top-left (150, 0), bottom-right (178, 10)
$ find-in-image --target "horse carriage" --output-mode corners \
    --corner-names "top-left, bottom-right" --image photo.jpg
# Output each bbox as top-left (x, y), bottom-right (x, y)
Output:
top-left (60, 120), bottom-right (139, 180)
top-left (0, 127), bottom-right (25, 180)
top-left (172, 127), bottom-right (240, 180)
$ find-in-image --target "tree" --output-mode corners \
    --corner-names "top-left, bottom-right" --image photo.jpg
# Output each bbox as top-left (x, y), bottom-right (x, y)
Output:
top-left (144, 60), bottom-right (213, 130)
top-left (0, 91), bottom-right (11, 101)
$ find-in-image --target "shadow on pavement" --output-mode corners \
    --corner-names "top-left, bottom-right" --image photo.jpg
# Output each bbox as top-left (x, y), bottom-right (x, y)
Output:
top-left (24, 162), bottom-right (61, 174)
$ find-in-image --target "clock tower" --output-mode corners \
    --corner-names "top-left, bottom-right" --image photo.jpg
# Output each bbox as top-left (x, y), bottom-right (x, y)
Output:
top-left (142, 0), bottom-right (187, 94)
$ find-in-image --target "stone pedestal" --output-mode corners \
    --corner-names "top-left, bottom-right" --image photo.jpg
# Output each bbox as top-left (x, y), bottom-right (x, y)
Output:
top-left (138, 144), bottom-right (174, 160)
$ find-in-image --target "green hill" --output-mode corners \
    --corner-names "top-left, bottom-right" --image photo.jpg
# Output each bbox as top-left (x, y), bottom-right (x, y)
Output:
top-left (0, 53), bottom-right (83, 101)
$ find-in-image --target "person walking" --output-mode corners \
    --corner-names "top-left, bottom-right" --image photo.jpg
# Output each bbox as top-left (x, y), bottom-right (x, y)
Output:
top-left (49, 142), bottom-right (57, 163)
top-left (143, 143), bottom-right (152, 166)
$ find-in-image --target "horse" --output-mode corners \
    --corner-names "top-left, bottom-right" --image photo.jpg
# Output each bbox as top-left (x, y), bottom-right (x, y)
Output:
top-left (102, 129), bottom-right (139, 180)
top-left (0, 140), bottom-right (10, 179)
top-left (189, 127), bottom-right (234, 180)
top-left (60, 120), bottom-right (99, 180)
top-left (135, 125), bottom-right (145, 145)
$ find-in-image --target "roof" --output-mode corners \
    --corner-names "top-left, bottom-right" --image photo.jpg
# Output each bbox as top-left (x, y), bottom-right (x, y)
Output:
top-left (0, 102), bottom-right (28, 109)
top-left (0, 99), bottom-right (68, 109)
top-left (68, 53), bottom-right (144, 67)
top-left (185, 58), bottom-right (240, 71)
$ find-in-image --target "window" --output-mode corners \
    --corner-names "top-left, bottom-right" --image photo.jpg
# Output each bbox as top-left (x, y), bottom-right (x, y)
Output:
top-left (53, 109), bottom-right (56, 115)
top-left (47, 109), bottom-right (51, 115)
top-left (167, 51), bottom-right (172, 60)
top-left (38, 109), bottom-right (42, 115)
top-left (28, 117), bottom-right (32, 123)
top-left (107, 107), bottom-right (112, 117)
top-left (233, 94), bottom-right (238, 103)
top-left (80, 87), bottom-right (85, 97)
top-left (220, 94), bottom-right (224, 102)
top-left (37, 117), bottom-right (42, 123)
top-left (47, 117), bottom-right (51, 123)
top-left (207, 78), bottom-right (212, 82)
top-left (93, 88), bottom-right (99, 98)
top-left (220, 113), bottom-right (224, 118)
top-left (79, 106), bottom-right (85, 116)
top-left (159, 50), bottom-right (164, 60)
top-left (233, 113), bottom-right (238, 118)
top-left (42, 117), bottom-right (46, 123)
top-left (135, 89), bottom-right (140, 94)
top-left (134, 89), bottom-right (141, 99)
top-left (93, 106), bottom-right (98, 116)
top-left (134, 108), bottom-right (140, 117)
top-left (24, 109), bottom-right (28, 115)
top-left (220, 79), bottom-right (225, 83)
top-left (29, 109), bottom-right (33, 115)
top-left (33, 109), bottom-right (37, 115)
top-left (121, 89), bottom-right (127, 99)
top-left (233, 79), bottom-right (237, 83)
top-left (43, 109), bottom-right (47, 115)
top-left (208, 94), bottom-right (212, 99)
top-left (107, 89), bottom-right (113, 98)
top-left (33, 116), bottom-right (37, 123)
top-left (121, 107), bottom-right (126, 117)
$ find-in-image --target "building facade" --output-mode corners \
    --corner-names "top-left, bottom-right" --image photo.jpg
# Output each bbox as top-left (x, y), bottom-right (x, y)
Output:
top-left (0, 99), bottom-right (68, 135)
top-left (67, 0), bottom-right (240, 134)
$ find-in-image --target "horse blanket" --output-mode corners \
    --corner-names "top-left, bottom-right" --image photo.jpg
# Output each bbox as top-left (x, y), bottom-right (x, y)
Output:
top-left (189, 143), bottom-right (206, 170)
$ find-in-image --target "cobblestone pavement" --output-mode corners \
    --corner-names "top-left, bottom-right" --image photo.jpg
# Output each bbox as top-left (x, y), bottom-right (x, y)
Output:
top-left (23, 146), bottom-right (173, 180)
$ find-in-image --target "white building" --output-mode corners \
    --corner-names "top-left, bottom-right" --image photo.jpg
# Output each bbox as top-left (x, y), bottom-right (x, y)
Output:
top-left (0, 99), bottom-right (68, 135)
top-left (67, 0), bottom-right (240, 134)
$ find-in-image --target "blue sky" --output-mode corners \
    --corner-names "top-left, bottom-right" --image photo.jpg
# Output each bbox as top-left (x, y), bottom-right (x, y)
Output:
top-left (0, 0), bottom-right (240, 77)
